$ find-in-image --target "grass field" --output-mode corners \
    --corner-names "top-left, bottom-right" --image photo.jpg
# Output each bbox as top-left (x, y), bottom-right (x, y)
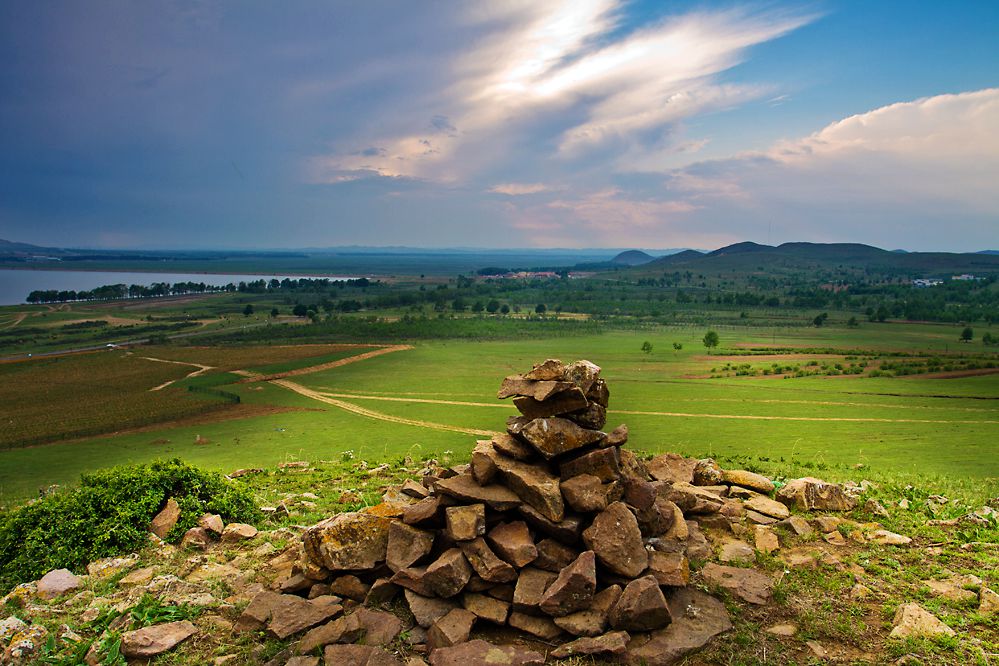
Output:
top-left (1, 322), bottom-right (997, 503)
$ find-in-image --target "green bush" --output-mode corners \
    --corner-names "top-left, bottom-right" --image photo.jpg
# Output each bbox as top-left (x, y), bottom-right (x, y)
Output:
top-left (0, 459), bottom-right (259, 592)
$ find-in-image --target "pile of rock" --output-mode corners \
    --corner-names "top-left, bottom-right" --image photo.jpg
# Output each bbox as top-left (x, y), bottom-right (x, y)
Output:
top-left (242, 359), bottom-right (837, 665)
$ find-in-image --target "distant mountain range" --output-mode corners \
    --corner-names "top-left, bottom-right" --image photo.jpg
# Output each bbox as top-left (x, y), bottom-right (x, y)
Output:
top-left (622, 241), bottom-right (999, 276)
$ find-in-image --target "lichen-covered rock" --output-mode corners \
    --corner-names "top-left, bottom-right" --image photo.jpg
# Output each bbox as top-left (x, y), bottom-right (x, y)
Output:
top-left (889, 604), bottom-right (956, 639)
top-left (518, 417), bottom-right (606, 460)
top-left (427, 639), bottom-right (544, 666)
top-left (36, 568), bottom-right (81, 600)
top-left (692, 459), bottom-right (724, 486)
top-left (304, 512), bottom-right (393, 571)
top-left (445, 504), bottom-right (486, 541)
top-left (722, 469), bottom-right (775, 494)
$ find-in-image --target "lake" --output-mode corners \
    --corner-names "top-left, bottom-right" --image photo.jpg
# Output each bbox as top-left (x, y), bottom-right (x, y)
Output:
top-left (0, 269), bottom-right (355, 306)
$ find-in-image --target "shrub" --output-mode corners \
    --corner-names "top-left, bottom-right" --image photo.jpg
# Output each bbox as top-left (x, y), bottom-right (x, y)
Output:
top-left (0, 459), bottom-right (259, 592)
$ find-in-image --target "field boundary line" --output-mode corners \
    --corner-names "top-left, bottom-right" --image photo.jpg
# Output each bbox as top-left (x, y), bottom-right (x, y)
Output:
top-left (237, 344), bottom-right (412, 382)
top-left (139, 356), bottom-right (214, 391)
top-left (272, 379), bottom-right (498, 436)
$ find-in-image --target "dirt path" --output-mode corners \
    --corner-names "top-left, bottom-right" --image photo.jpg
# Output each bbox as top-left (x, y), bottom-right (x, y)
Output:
top-left (273, 379), bottom-right (498, 436)
top-left (140, 357), bottom-right (215, 391)
top-left (238, 344), bottom-right (413, 382)
top-left (308, 391), bottom-right (999, 425)
top-left (1, 313), bottom-right (26, 330)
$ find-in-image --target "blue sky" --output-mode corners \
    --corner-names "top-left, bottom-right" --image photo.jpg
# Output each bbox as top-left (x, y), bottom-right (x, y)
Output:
top-left (0, 1), bottom-right (996, 251)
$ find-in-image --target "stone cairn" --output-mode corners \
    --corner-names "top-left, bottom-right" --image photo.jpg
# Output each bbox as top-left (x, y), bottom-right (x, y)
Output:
top-left (235, 359), bottom-right (859, 665)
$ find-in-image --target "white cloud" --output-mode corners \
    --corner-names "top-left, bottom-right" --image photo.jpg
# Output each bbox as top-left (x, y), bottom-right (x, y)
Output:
top-left (308, 2), bottom-right (815, 184)
top-left (489, 182), bottom-right (553, 195)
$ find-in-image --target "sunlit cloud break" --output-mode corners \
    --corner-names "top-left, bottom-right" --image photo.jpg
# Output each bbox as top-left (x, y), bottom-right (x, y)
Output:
top-left (311, 2), bottom-right (817, 184)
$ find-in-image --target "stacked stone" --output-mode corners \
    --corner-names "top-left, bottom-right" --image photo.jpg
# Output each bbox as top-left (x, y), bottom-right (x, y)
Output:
top-left (247, 359), bottom-right (867, 664)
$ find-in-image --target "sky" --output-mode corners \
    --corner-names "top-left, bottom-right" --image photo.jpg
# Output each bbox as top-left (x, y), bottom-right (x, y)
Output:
top-left (0, 1), bottom-right (997, 252)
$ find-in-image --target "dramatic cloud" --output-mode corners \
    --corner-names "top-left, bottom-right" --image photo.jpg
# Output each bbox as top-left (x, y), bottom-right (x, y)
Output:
top-left (310, 2), bottom-right (815, 184)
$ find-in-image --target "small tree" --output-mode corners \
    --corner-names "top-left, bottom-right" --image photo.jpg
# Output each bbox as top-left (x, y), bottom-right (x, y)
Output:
top-left (270, 307), bottom-right (279, 318)
top-left (812, 312), bottom-right (828, 327)
top-left (641, 341), bottom-right (653, 355)
top-left (703, 330), bottom-right (719, 350)
top-left (486, 299), bottom-right (500, 313)
top-left (961, 326), bottom-right (974, 342)
top-left (292, 303), bottom-right (308, 317)
top-left (535, 303), bottom-right (547, 314)
top-left (500, 304), bottom-right (510, 315)
top-left (847, 316), bottom-right (859, 328)
top-left (672, 342), bottom-right (683, 352)
top-left (242, 304), bottom-right (254, 317)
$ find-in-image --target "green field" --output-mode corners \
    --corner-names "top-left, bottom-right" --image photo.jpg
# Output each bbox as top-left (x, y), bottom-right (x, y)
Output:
top-left (2, 323), bottom-right (996, 504)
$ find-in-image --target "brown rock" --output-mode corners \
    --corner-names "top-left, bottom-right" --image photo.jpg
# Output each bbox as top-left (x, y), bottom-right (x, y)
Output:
top-left (610, 575), bottom-right (671, 631)
top-left (424, 549), bottom-right (472, 598)
top-left (330, 575), bottom-right (371, 602)
top-left (692, 459), bottom-right (724, 486)
top-left (604, 422), bottom-right (626, 444)
top-left (516, 504), bottom-right (583, 544)
top-left (518, 417), bottom-right (605, 460)
top-left (889, 604), bottom-right (956, 639)
top-left (462, 592), bottom-right (510, 624)
top-left (533, 539), bottom-right (578, 573)
top-left (286, 658), bottom-right (320, 666)
top-left (445, 504), bottom-right (486, 541)
top-left (553, 585), bottom-right (622, 637)
top-left (551, 630), bottom-right (631, 659)
top-left (662, 483), bottom-right (723, 514)
top-left (459, 538), bottom-right (518, 583)
top-left (236, 591), bottom-right (342, 639)
top-left (403, 496), bottom-right (444, 527)
top-left (559, 446), bottom-right (621, 482)
top-left (149, 498), bottom-right (180, 539)
top-left (121, 620), bottom-right (196, 658)
top-left (582, 376), bottom-right (608, 404)
top-left (36, 569), bottom-right (81, 600)
top-left (365, 578), bottom-right (399, 605)
top-left (497, 376), bottom-right (574, 401)
top-left (401, 479), bottom-right (431, 499)
top-left (701, 563), bottom-right (772, 605)
top-left (647, 453), bottom-right (696, 484)
top-left (386, 522), bottom-right (435, 572)
top-left (322, 644), bottom-right (400, 666)
top-left (618, 449), bottom-right (651, 481)
top-left (221, 522), bottom-right (257, 543)
top-left (513, 388), bottom-right (588, 418)
top-left (512, 567), bottom-right (557, 613)
top-left (491, 433), bottom-right (535, 461)
top-left (718, 539), bottom-right (755, 563)
top-left (427, 639), bottom-right (544, 666)
top-left (566, 402), bottom-right (607, 430)
top-left (427, 608), bottom-right (476, 650)
top-left (470, 442), bottom-right (499, 485)
top-left (778, 515), bottom-right (813, 536)
top-left (722, 470), bottom-right (775, 494)
top-left (304, 513), bottom-right (391, 571)
top-left (298, 608), bottom-right (401, 652)
top-left (181, 527), bottom-right (211, 550)
top-left (507, 611), bottom-right (562, 640)
top-left (390, 566), bottom-right (433, 597)
top-left (434, 475), bottom-right (522, 512)
top-left (490, 454), bottom-right (564, 522)
top-left (538, 550), bottom-right (596, 617)
top-left (623, 587), bottom-right (732, 666)
top-left (405, 589), bottom-right (458, 628)
top-left (582, 502), bottom-right (648, 578)
top-left (487, 521), bottom-right (537, 568)
top-left (754, 526), bottom-right (779, 554)
top-left (636, 496), bottom-right (679, 538)
top-left (523, 358), bottom-right (566, 380)
top-left (979, 587), bottom-right (999, 614)
top-left (647, 552), bottom-right (689, 587)
top-left (564, 360), bottom-right (601, 392)
top-left (561, 474), bottom-right (609, 513)
top-left (776, 477), bottom-right (857, 512)
top-left (197, 513), bottom-right (224, 535)
top-left (744, 495), bottom-right (790, 519)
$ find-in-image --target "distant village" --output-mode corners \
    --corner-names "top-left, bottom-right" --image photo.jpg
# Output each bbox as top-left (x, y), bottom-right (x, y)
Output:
top-left (912, 274), bottom-right (981, 288)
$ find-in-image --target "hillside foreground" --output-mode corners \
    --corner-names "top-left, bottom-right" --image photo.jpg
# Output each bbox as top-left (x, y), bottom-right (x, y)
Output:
top-left (1, 359), bottom-right (997, 665)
